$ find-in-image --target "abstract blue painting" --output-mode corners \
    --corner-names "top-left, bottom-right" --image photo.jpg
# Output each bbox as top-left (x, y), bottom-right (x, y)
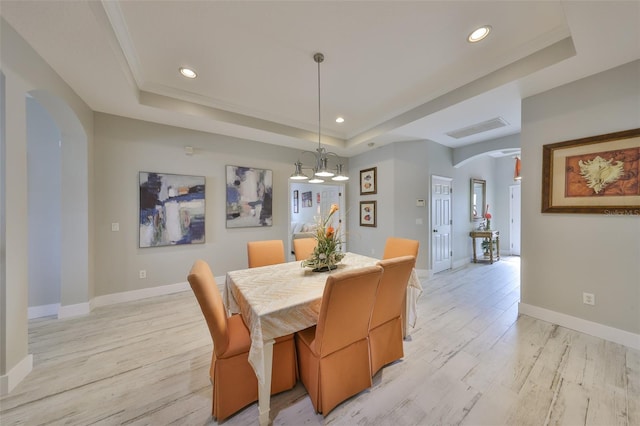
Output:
top-left (226, 165), bottom-right (273, 228)
top-left (139, 172), bottom-right (205, 247)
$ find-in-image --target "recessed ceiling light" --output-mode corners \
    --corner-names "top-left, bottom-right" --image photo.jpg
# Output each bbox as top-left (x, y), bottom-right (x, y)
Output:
top-left (179, 67), bottom-right (197, 79)
top-left (335, 117), bottom-right (345, 123)
top-left (468, 25), bottom-right (492, 43)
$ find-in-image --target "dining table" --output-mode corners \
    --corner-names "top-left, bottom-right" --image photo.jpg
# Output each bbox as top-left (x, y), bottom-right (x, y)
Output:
top-left (224, 252), bottom-right (422, 426)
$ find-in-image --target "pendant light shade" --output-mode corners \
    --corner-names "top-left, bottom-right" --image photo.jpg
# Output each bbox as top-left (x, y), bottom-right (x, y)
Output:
top-left (332, 164), bottom-right (349, 181)
top-left (290, 161), bottom-right (309, 180)
top-left (514, 156), bottom-right (522, 181)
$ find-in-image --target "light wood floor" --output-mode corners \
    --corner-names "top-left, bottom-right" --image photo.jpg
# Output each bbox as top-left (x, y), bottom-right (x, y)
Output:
top-left (2, 257), bottom-right (638, 425)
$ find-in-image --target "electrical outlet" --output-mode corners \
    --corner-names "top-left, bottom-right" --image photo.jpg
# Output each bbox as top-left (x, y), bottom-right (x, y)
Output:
top-left (583, 292), bottom-right (595, 305)
top-left (111, 222), bottom-right (119, 232)
top-left (139, 270), bottom-right (147, 279)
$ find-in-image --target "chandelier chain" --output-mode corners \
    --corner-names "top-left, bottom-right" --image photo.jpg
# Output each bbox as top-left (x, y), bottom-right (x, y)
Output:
top-left (315, 52), bottom-right (324, 151)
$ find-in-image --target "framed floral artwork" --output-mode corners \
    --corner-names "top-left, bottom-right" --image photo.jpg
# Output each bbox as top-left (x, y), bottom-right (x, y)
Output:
top-left (360, 167), bottom-right (377, 195)
top-left (542, 128), bottom-right (640, 214)
top-left (360, 201), bottom-right (377, 227)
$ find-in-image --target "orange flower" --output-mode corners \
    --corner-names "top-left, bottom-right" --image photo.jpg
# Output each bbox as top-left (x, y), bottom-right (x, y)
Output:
top-left (326, 226), bottom-right (335, 239)
top-left (484, 204), bottom-right (491, 219)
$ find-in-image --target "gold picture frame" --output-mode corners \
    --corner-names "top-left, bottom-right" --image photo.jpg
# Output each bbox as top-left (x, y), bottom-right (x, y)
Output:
top-left (360, 201), bottom-right (377, 227)
top-left (360, 167), bottom-right (377, 195)
top-left (541, 128), bottom-right (640, 214)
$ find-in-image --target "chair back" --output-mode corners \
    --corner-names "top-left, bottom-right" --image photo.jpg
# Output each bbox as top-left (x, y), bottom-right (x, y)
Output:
top-left (187, 260), bottom-right (230, 356)
top-left (383, 237), bottom-right (419, 265)
top-left (372, 256), bottom-right (416, 329)
top-left (293, 237), bottom-right (317, 261)
top-left (247, 239), bottom-right (285, 268)
top-left (314, 266), bottom-right (383, 357)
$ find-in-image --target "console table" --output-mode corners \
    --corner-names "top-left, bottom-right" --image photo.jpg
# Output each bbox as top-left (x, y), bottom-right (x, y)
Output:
top-left (469, 230), bottom-right (500, 264)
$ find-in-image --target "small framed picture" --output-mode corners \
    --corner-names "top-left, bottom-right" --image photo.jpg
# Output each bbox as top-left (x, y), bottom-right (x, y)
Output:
top-left (302, 191), bottom-right (312, 208)
top-left (360, 201), bottom-right (377, 227)
top-left (360, 167), bottom-right (377, 195)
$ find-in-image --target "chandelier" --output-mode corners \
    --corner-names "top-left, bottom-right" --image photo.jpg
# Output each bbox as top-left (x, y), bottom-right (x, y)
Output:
top-left (290, 53), bottom-right (349, 183)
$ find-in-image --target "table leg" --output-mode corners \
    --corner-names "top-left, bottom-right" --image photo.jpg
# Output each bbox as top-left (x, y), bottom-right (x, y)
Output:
top-left (403, 291), bottom-right (408, 339)
top-left (471, 237), bottom-right (478, 263)
top-left (258, 339), bottom-right (274, 426)
top-left (489, 240), bottom-right (494, 264)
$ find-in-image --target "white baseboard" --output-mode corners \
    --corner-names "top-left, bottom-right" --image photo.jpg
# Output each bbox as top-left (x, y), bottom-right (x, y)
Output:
top-left (518, 302), bottom-right (640, 351)
top-left (0, 354), bottom-right (33, 396)
top-left (58, 302), bottom-right (91, 319)
top-left (92, 281), bottom-right (191, 309)
top-left (28, 303), bottom-right (60, 319)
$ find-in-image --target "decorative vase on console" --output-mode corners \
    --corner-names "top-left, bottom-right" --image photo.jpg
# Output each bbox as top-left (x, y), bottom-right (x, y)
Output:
top-left (483, 204), bottom-right (492, 230)
top-left (301, 203), bottom-right (345, 272)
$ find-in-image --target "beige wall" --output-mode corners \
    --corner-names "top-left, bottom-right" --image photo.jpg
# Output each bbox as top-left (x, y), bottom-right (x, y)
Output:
top-left (93, 113), bottom-right (304, 296)
top-left (1, 67), bottom-right (30, 390)
top-left (521, 59), bottom-right (640, 334)
top-left (1, 18), bottom-right (94, 391)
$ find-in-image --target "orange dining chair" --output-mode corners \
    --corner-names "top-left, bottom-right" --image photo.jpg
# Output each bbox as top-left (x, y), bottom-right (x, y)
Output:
top-left (293, 237), bottom-right (317, 261)
top-left (247, 239), bottom-right (286, 268)
top-left (369, 256), bottom-right (416, 376)
top-left (187, 260), bottom-right (297, 421)
top-left (383, 237), bottom-right (419, 264)
top-left (295, 265), bottom-right (383, 415)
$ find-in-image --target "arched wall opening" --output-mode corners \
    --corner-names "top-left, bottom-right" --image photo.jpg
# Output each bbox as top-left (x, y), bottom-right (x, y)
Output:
top-left (27, 90), bottom-right (90, 317)
top-left (26, 96), bottom-right (62, 316)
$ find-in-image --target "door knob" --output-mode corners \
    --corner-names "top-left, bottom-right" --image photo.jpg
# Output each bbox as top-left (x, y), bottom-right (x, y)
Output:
top-left (433, 229), bottom-right (438, 233)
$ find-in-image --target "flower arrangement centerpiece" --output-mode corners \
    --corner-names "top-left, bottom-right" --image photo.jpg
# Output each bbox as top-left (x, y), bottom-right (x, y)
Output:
top-left (301, 203), bottom-right (345, 272)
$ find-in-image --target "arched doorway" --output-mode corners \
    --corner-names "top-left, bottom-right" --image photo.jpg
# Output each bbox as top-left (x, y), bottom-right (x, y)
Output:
top-left (27, 90), bottom-right (90, 318)
top-left (26, 96), bottom-right (61, 317)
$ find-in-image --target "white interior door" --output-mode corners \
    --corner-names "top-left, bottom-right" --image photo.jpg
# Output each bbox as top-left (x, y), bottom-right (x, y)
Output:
top-left (509, 185), bottom-right (521, 255)
top-left (431, 176), bottom-right (452, 273)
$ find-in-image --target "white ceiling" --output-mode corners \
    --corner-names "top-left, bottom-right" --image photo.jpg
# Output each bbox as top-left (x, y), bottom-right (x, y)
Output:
top-left (2, 1), bottom-right (639, 158)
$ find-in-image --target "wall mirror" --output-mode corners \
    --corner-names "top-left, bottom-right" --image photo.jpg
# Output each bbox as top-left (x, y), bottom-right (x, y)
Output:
top-left (470, 178), bottom-right (486, 222)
